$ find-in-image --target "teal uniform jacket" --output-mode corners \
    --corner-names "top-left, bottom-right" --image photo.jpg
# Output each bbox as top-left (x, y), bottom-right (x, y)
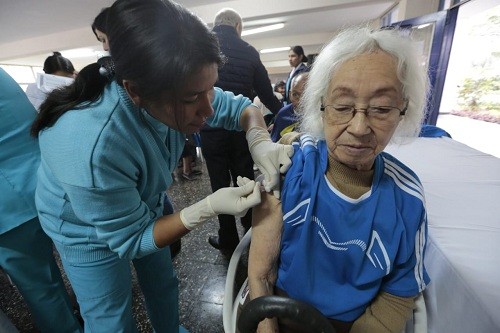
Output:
top-left (36, 82), bottom-right (251, 262)
top-left (0, 68), bottom-right (40, 234)
top-left (0, 67), bottom-right (82, 333)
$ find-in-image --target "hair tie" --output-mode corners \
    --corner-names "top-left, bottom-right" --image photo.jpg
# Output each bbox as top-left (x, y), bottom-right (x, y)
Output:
top-left (97, 56), bottom-right (115, 80)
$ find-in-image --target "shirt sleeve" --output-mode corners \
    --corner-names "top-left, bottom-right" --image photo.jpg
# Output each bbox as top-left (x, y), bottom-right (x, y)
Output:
top-left (60, 180), bottom-right (159, 259)
top-left (38, 110), bottom-right (163, 260)
top-left (252, 60), bottom-right (282, 114)
top-left (382, 208), bottom-right (430, 297)
top-left (55, 129), bottom-right (163, 259)
top-left (207, 87), bottom-right (252, 131)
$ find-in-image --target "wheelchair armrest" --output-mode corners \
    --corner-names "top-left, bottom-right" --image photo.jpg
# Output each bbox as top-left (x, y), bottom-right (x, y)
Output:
top-left (238, 295), bottom-right (336, 333)
top-left (223, 229), bottom-right (253, 333)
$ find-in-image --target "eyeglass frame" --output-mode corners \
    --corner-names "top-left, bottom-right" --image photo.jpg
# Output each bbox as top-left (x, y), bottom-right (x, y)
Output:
top-left (290, 91), bottom-right (303, 99)
top-left (320, 98), bottom-right (408, 123)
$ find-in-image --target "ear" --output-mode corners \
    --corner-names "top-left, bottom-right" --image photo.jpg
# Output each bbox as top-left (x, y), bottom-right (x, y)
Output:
top-left (235, 22), bottom-right (243, 37)
top-left (123, 80), bottom-right (142, 106)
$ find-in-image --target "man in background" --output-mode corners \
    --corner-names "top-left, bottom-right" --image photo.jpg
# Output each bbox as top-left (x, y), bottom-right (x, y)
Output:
top-left (201, 8), bottom-right (282, 254)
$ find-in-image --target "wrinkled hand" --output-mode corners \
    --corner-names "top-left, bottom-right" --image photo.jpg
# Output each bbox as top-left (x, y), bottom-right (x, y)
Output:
top-left (246, 127), bottom-right (293, 196)
top-left (209, 177), bottom-right (261, 217)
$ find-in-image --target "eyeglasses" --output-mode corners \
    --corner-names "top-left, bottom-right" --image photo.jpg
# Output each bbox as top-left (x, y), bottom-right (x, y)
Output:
top-left (320, 99), bottom-right (407, 125)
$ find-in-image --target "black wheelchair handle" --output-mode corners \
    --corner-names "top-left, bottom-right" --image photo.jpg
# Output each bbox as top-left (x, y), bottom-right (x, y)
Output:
top-left (237, 295), bottom-right (336, 333)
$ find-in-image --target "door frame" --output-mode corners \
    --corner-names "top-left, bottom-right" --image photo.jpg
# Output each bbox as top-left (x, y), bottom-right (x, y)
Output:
top-left (390, 7), bottom-right (458, 125)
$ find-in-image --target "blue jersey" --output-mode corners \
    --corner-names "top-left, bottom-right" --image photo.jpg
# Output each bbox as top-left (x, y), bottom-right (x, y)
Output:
top-left (276, 135), bottom-right (430, 322)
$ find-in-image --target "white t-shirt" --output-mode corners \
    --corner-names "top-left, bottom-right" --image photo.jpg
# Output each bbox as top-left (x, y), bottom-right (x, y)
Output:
top-left (25, 73), bottom-right (74, 111)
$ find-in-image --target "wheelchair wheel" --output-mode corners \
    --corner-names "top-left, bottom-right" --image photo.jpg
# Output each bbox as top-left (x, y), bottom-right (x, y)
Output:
top-left (237, 295), bottom-right (335, 333)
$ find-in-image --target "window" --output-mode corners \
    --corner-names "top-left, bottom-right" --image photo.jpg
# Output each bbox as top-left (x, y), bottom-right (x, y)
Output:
top-left (0, 64), bottom-right (42, 91)
top-left (381, 5), bottom-right (400, 27)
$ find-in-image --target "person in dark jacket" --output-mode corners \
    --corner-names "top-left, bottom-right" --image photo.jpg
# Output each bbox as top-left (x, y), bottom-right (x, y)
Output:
top-left (201, 7), bottom-right (282, 254)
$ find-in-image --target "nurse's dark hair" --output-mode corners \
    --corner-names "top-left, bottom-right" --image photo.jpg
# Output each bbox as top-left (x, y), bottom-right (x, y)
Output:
top-left (91, 7), bottom-right (109, 38)
top-left (32, 0), bottom-right (222, 137)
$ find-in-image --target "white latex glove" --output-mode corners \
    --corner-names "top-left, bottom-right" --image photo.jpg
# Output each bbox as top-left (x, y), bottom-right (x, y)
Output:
top-left (246, 127), bottom-right (294, 197)
top-left (236, 176), bottom-right (266, 192)
top-left (180, 178), bottom-right (261, 230)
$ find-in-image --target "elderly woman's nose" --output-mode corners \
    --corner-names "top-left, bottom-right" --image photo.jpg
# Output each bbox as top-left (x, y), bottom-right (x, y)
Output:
top-left (347, 112), bottom-right (371, 135)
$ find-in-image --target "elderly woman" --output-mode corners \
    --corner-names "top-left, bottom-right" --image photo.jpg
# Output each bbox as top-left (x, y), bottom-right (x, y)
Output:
top-left (248, 25), bottom-right (431, 333)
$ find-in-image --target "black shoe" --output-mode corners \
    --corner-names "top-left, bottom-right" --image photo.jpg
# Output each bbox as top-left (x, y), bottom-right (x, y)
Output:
top-left (208, 236), bottom-right (237, 254)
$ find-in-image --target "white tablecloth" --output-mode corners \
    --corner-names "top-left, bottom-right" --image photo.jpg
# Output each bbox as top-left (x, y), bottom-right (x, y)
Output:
top-left (385, 137), bottom-right (500, 333)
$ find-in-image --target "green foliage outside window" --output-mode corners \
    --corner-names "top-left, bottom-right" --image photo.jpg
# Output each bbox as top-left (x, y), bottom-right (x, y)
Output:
top-left (457, 76), bottom-right (500, 111)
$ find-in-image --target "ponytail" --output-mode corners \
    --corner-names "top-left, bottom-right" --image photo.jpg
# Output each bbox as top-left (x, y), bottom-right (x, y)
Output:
top-left (43, 51), bottom-right (76, 76)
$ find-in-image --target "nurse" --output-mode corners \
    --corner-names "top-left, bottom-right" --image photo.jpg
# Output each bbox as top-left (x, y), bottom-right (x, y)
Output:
top-left (0, 68), bottom-right (82, 332)
top-left (30, 0), bottom-right (292, 332)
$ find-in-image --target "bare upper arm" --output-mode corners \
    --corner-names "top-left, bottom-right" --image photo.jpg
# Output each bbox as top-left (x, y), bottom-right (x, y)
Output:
top-left (248, 191), bottom-right (283, 286)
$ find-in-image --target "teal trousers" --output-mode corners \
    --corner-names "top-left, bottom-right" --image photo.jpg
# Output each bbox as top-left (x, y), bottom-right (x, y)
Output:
top-left (55, 243), bottom-right (180, 332)
top-left (0, 217), bottom-right (82, 333)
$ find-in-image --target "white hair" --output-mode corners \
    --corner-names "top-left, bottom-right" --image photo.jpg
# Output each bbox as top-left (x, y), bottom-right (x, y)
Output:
top-left (214, 8), bottom-right (242, 28)
top-left (299, 25), bottom-right (430, 141)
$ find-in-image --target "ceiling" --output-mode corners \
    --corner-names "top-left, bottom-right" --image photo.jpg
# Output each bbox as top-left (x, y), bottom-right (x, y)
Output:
top-left (0, 0), bottom-right (396, 77)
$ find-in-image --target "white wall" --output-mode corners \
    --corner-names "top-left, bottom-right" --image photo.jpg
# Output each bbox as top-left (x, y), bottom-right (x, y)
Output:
top-left (397, 0), bottom-right (441, 21)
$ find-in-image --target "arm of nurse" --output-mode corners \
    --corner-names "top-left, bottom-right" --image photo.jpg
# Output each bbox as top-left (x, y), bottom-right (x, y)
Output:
top-left (151, 92), bottom-right (265, 248)
top-left (151, 180), bottom-right (261, 248)
top-left (239, 103), bottom-right (268, 131)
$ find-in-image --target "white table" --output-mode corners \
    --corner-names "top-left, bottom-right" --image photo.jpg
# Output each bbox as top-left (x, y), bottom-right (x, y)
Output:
top-left (385, 137), bottom-right (500, 333)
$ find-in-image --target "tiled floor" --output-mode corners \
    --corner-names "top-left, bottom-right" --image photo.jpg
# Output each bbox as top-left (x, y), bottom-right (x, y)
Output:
top-left (0, 159), bottom-right (248, 333)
